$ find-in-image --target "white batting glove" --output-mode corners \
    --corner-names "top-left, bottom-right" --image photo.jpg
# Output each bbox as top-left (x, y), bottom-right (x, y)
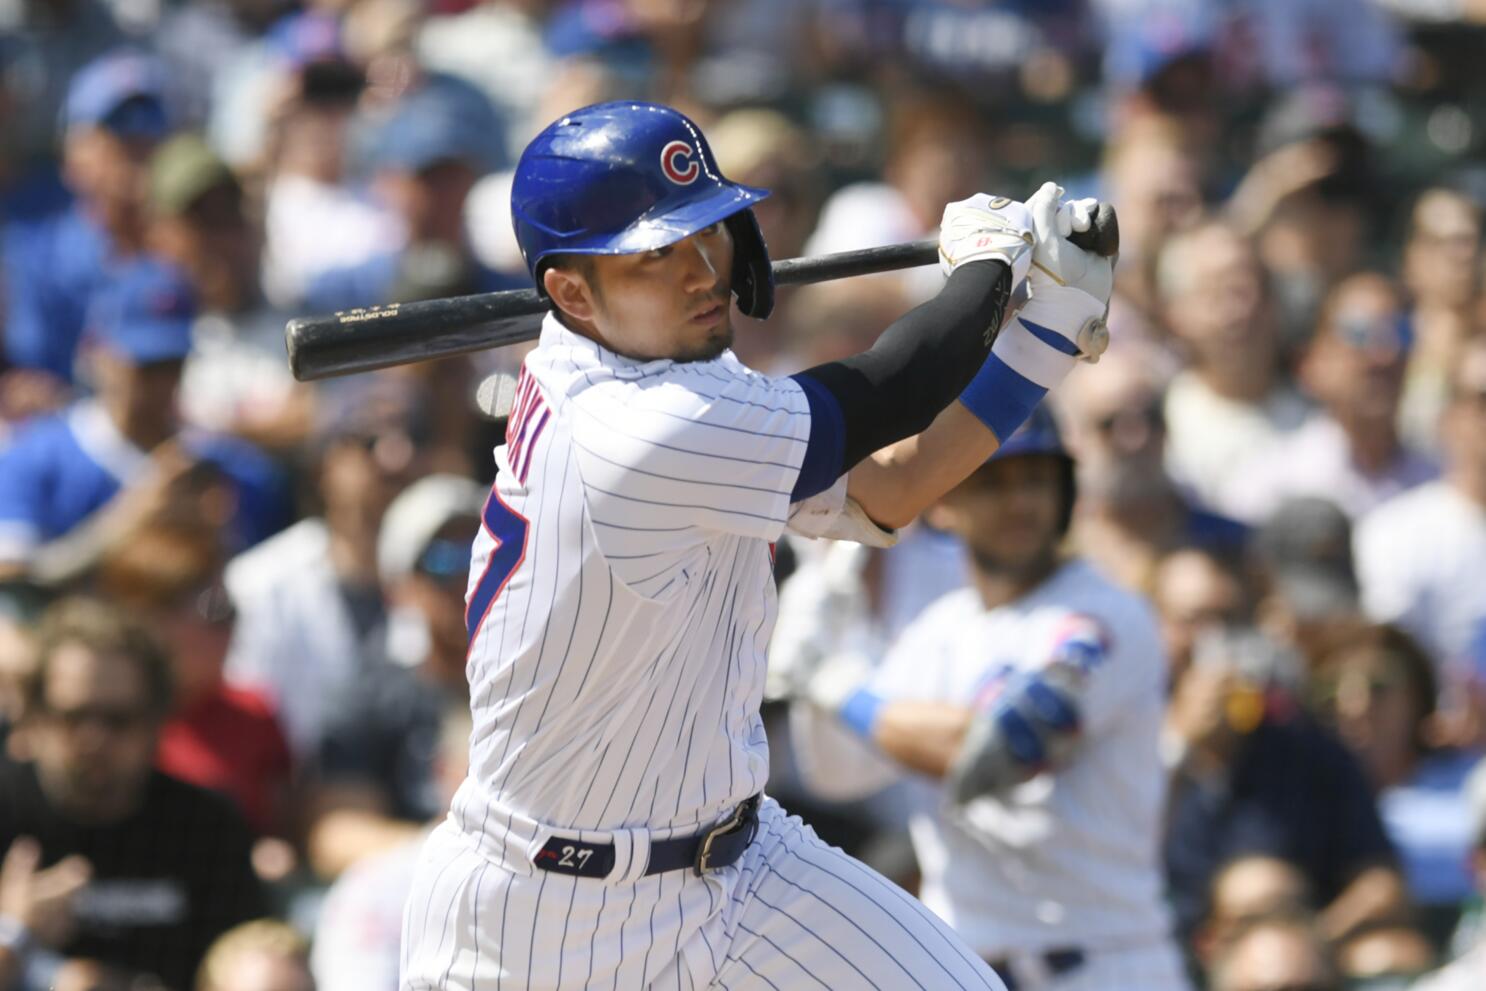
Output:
top-left (1010, 182), bottom-right (1113, 365)
top-left (938, 193), bottom-right (1035, 287)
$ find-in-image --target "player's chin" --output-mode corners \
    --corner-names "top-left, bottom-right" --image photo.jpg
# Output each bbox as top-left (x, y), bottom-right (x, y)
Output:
top-left (676, 318), bottom-right (733, 363)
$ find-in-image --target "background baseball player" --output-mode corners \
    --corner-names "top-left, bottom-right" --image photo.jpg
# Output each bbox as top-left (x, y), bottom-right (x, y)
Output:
top-left (780, 408), bottom-right (1191, 991)
top-left (398, 100), bottom-right (1114, 989)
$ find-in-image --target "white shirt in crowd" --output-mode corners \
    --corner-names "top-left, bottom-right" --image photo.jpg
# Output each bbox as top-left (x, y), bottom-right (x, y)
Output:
top-left (1163, 371), bottom-right (1310, 520)
top-left (224, 518), bottom-right (377, 756)
top-left (1355, 480), bottom-right (1486, 678)
top-left (1226, 414), bottom-right (1438, 523)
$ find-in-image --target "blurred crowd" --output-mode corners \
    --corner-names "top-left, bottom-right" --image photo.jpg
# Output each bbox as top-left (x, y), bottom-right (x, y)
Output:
top-left (2, 0), bottom-right (1486, 988)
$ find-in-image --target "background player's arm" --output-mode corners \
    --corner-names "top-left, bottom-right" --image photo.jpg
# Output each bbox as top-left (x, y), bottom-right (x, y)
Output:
top-left (866, 701), bottom-right (974, 778)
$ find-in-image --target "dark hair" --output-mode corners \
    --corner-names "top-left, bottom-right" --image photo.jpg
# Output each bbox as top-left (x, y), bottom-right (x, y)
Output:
top-left (25, 597), bottom-right (174, 718)
top-left (540, 252), bottom-right (604, 316)
top-left (1314, 621), bottom-right (1437, 756)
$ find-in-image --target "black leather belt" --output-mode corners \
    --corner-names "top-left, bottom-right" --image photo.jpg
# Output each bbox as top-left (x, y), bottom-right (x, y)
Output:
top-left (532, 795), bottom-right (761, 880)
top-left (986, 949), bottom-right (1086, 990)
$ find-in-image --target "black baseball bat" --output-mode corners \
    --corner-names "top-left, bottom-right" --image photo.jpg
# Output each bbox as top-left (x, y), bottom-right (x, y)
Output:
top-left (285, 203), bottom-right (1118, 381)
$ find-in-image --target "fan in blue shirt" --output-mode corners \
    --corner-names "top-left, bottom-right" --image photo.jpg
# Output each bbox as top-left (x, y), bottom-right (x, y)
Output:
top-left (0, 259), bottom-right (289, 583)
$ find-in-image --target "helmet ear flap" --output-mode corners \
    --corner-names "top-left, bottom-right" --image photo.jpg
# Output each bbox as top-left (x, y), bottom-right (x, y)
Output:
top-left (724, 209), bottom-right (774, 320)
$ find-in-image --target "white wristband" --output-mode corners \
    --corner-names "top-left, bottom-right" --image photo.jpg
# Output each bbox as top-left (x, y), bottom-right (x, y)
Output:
top-left (1017, 281), bottom-right (1110, 364)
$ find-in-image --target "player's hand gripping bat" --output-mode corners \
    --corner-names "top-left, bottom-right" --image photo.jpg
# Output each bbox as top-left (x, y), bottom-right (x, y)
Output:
top-left (285, 203), bottom-right (1118, 381)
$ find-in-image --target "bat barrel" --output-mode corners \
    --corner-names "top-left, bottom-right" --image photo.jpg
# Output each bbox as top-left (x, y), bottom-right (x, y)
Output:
top-left (286, 290), bottom-right (549, 381)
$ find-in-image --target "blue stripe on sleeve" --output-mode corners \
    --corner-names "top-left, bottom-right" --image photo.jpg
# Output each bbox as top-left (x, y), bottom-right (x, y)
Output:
top-left (788, 372), bottom-right (846, 501)
top-left (957, 352), bottom-right (1047, 442)
top-left (1020, 318), bottom-right (1082, 356)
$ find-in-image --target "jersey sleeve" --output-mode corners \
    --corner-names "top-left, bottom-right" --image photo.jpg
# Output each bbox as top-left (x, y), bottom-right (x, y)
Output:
top-left (1030, 600), bottom-right (1166, 738)
top-left (571, 364), bottom-right (816, 586)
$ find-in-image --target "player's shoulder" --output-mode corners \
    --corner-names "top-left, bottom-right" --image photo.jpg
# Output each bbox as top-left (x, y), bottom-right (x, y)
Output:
top-left (1033, 559), bottom-right (1161, 646)
top-left (902, 586), bottom-right (984, 642)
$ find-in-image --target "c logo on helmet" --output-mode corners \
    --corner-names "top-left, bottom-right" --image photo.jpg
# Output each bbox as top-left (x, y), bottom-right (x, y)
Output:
top-left (660, 140), bottom-right (699, 185)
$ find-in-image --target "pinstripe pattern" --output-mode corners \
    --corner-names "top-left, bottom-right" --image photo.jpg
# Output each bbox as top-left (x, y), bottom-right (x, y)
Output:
top-left (404, 314), bottom-right (999, 989)
top-left (992, 942), bottom-right (1190, 991)
top-left (402, 802), bottom-right (1007, 990)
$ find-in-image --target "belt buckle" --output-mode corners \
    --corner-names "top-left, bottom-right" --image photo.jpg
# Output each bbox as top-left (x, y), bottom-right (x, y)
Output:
top-left (694, 798), bottom-right (754, 875)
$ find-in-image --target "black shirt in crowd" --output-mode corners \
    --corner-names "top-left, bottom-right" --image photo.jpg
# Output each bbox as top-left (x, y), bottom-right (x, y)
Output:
top-left (0, 759), bottom-right (266, 990)
top-left (1164, 709), bottom-right (1397, 939)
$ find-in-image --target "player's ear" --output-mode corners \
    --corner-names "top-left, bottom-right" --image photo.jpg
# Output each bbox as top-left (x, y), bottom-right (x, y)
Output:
top-left (544, 266), bottom-right (596, 324)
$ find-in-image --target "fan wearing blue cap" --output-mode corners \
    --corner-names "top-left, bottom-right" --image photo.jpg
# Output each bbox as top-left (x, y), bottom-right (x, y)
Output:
top-left (301, 79), bottom-right (522, 313)
top-left (2, 50), bottom-right (175, 385)
top-left (785, 405), bottom-right (1194, 991)
top-left (0, 260), bottom-right (290, 583)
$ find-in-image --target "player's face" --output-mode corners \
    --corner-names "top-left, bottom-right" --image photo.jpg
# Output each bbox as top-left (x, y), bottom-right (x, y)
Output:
top-left (571, 223), bottom-right (735, 362)
top-left (938, 455), bottom-right (1064, 577)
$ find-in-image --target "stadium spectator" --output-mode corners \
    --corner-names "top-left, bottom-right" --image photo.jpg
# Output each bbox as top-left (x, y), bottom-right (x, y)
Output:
top-left (1097, 116), bottom-right (1205, 338)
top-left (1355, 334), bottom-right (1486, 731)
top-left (1158, 219), bottom-right (1310, 518)
top-left (224, 377), bottom-right (428, 758)
top-left (2, 50), bottom-right (173, 391)
top-left (302, 82), bottom-right (518, 313)
top-left (1164, 626), bottom-right (1408, 946)
top-left (1061, 350), bottom-right (1247, 593)
top-left (96, 523), bottom-right (291, 839)
top-left (195, 919), bottom-right (313, 991)
top-left (1207, 912), bottom-right (1341, 991)
top-left (0, 258), bottom-right (290, 587)
top-left (311, 701), bottom-right (470, 991)
top-left (1151, 545), bottom-right (1260, 682)
top-left (0, 598), bottom-right (264, 988)
top-left (305, 473), bottom-right (481, 878)
top-left (1229, 274), bottom-right (1437, 523)
top-left (1408, 756), bottom-right (1486, 990)
top-left (146, 133), bottom-right (309, 452)
top-left (1314, 623), bottom-right (1481, 927)
top-left (1399, 188), bottom-right (1482, 454)
top-left (1250, 498), bottom-right (1364, 659)
top-left (251, 13), bottom-right (399, 309)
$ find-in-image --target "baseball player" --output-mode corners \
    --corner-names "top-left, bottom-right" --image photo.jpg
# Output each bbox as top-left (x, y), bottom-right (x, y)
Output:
top-left (783, 410), bottom-right (1191, 991)
top-left (399, 101), bottom-right (1113, 989)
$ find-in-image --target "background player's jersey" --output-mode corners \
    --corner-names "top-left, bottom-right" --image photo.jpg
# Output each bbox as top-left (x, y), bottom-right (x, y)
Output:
top-left (452, 314), bottom-right (814, 844)
top-left (795, 559), bottom-right (1175, 956)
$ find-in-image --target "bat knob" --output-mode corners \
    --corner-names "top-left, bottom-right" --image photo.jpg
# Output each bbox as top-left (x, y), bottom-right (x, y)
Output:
top-left (1068, 202), bottom-right (1119, 258)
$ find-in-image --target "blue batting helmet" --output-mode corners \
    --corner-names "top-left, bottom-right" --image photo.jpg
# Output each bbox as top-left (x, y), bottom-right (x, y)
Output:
top-left (991, 404), bottom-right (1067, 462)
top-left (987, 405), bottom-right (1077, 533)
top-left (510, 101), bottom-right (775, 318)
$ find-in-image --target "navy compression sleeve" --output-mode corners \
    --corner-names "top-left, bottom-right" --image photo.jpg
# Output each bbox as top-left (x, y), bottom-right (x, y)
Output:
top-left (788, 259), bottom-right (1010, 499)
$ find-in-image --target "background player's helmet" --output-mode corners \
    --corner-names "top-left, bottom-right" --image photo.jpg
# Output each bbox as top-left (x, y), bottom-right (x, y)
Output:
top-left (511, 101), bottom-right (775, 318)
top-left (988, 405), bottom-right (1077, 534)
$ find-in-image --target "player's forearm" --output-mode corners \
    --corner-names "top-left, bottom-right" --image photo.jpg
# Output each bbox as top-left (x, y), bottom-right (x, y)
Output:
top-left (870, 701), bottom-right (973, 779)
top-left (847, 401), bottom-right (1001, 529)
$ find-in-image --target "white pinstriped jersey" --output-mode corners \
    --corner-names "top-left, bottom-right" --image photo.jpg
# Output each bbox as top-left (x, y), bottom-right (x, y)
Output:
top-left (794, 560), bottom-right (1179, 959)
top-left (452, 313), bottom-right (814, 842)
